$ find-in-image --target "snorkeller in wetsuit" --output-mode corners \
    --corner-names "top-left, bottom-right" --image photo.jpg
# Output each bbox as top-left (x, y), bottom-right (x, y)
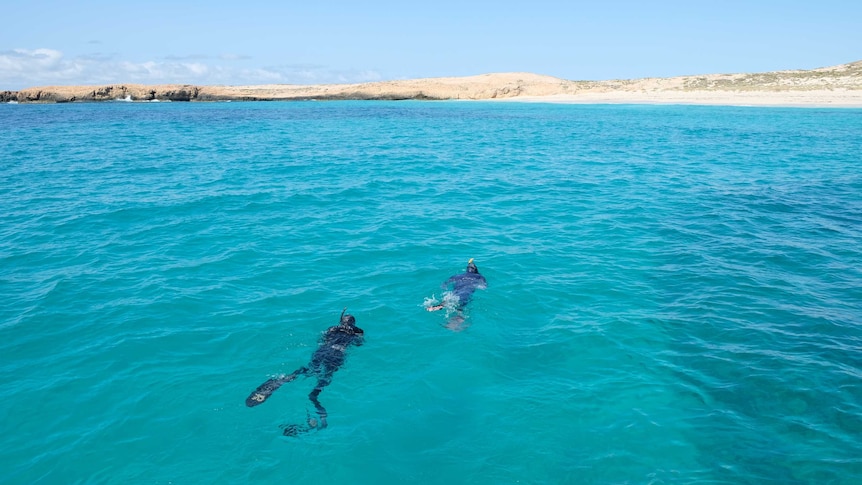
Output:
top-left (426, 259), bottom-right (487, 329)
top-left (246, 308), bottom-right (364, 436)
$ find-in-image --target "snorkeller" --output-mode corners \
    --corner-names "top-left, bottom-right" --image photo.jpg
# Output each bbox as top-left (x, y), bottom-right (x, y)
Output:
top-left (246, 308), bottom-right (364, 436)
top-left (426, 258), bottom-right (487, 329)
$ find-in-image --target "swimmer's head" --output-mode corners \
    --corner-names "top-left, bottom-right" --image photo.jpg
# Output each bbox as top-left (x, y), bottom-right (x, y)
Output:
top-left (339, 307), bottom-right (356, 326)
top-left (466, 258), bottom-right (479, 274)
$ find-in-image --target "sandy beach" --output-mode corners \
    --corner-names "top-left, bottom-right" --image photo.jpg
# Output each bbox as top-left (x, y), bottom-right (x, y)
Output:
top-left (505, 90), bottom-right (862, 107)
top-left (3, 61), bottom-right (861, 107)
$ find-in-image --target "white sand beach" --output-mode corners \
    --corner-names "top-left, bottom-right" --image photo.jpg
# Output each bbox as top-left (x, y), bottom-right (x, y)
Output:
top-left (505, 90), bottom-right (862, 107)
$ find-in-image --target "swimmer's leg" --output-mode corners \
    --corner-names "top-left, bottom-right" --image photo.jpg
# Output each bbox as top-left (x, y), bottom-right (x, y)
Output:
top-left (424, 291), bottom-right (458, 312)
top-left (280, 410), bottom-right (320, 437)
top-left (427, 293), bottom-right (461, 312)
top-left (308, 374), bottom-right (333, 428)
top-left (245, 367), bottom-right (307, 407)
top-left (445, 312), bottom-right (466, 331)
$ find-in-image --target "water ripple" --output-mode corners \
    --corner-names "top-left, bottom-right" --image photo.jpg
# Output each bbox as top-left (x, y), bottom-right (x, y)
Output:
top-left (1, 102), bottom-right (861, 484)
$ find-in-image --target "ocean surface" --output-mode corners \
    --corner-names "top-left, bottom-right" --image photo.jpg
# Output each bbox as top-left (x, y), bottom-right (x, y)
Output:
top-left (1, 100), bottom-right (861, 484)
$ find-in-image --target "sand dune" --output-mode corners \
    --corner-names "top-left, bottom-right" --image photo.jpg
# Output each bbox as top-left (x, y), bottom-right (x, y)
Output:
top-left (3, 61), bottom-right (861, 106)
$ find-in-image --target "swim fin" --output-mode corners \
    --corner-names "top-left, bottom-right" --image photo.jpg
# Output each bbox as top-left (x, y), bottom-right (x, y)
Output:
top-left (245, 375), bottom-right (295, 407)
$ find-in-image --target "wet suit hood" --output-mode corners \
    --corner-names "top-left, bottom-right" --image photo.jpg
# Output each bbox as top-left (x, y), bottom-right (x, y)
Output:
top-left (466, 258), bottom-right (479, 274)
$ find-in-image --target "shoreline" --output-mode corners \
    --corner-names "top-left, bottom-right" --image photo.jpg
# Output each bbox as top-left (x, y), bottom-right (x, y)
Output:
top-left (6, 92), bottom-right (861, 108)
top-left (499, 90), bottom-right (862, 108)
top-left (3, 61), bottom-right (860, 107)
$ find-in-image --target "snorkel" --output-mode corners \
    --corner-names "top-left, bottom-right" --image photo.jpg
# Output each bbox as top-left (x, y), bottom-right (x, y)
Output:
top-left (339, 307), bottom-right (355, 326)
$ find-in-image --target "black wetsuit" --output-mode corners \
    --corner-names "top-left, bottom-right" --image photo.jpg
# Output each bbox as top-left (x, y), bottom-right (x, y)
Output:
top-left (427, 262), bottom-right (488, 318)
top-left (444, 270), bottom-right (488, 309)
top-left (246, 316), bottom-right (364, 435)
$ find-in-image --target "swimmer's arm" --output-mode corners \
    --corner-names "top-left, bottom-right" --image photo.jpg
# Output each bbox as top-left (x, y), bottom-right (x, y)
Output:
top-left (476, 275), bottom-right (488, 289)
top-left (353, 328), bottom-right (365, 346)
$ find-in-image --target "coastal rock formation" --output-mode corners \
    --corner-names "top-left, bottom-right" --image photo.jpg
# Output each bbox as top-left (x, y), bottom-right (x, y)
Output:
top-left (4, 84), bottom-right (201, 103)
top-left (3, 61), bottom-right (861, 105)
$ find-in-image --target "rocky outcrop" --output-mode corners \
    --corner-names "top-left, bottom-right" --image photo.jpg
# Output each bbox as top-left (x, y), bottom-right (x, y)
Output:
top-left (5, 84), bottom-right (203, 103)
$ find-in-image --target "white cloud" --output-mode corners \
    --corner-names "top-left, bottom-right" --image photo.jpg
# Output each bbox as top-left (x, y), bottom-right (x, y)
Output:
top-left (1, 49), bottom-right (74, 79)
top-left (0, 48), bottom-right (384, 89)
top-left (164, 54), bottom-right (211, 61)
top-left (1, 48), bottom-right (96, 87)
top-left (219, 53), bottom-right (252, 61)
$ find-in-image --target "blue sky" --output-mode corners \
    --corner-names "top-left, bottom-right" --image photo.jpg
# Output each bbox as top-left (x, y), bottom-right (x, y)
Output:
top-left (2, 0), bottom-right (860, 89)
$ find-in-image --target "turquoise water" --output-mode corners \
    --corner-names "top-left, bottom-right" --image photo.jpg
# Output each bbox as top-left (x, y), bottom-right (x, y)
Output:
top-left (1, 101), bottom-right (861, 484)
